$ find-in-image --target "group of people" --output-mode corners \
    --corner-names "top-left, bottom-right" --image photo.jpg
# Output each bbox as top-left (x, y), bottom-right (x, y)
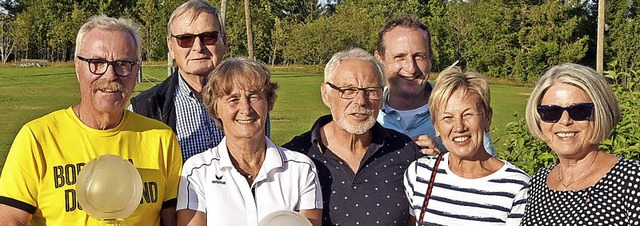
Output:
top-left (1, 0), bottom-right (639, 225)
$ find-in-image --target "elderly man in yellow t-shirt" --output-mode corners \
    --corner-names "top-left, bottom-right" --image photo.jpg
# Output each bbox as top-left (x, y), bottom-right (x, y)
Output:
top-left (0, 15), bottom-right (182, 226)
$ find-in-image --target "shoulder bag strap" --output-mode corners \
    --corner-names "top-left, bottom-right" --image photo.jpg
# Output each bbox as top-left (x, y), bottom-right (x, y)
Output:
top-left (417, 152), bottom-right (445, 226)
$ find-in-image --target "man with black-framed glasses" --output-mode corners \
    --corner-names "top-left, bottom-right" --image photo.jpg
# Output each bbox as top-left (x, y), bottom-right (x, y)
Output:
top-left (283, 48), bottom-right (420, 226)
top-left (130, 0), bottom-right (271, 163)
top-left (0, 15), bottom-right (182, 226)
top-left (76, 56), bottom-right (139, 77)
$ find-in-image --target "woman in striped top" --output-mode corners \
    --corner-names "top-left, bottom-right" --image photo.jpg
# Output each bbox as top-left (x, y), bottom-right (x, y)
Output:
top-left (403, 67), bottom-right (530, 226)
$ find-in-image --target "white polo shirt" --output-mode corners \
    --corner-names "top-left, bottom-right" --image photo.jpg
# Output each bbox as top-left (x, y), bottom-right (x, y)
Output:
top-left (177, 137), bottom-right (323, 226)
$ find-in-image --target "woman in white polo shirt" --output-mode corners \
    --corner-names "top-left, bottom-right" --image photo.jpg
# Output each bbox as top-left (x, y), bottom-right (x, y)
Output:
top-left (176, 57), bottom-right (322, 226)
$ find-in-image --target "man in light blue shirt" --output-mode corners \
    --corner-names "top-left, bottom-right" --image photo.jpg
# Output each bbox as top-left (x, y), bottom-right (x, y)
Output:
top-left (374, 15), bottom-right (495, 156)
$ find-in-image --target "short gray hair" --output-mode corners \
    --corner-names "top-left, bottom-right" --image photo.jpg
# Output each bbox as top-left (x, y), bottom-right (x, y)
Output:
top-left (525, 63), bottom-right (620, 144)
top-left (167, 0), bottom-right (224, 38)
top-left (324, 48), bottom-right (385, 85)
top-left (75, 15), bottom-right (141, 60)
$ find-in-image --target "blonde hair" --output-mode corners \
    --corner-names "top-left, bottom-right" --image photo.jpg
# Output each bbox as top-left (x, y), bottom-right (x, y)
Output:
top-left (429, 66), bottom-right (492, 130)
top-left (525, 63), bottom-right (620, 143)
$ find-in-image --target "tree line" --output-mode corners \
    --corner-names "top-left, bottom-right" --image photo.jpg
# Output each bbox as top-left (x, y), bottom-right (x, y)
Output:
top-left (0, 0), bottom-right (638, 82)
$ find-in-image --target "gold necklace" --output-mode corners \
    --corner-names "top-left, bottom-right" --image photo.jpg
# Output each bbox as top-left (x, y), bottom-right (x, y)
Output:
top-left (557, 151), bottom-right (599, 191)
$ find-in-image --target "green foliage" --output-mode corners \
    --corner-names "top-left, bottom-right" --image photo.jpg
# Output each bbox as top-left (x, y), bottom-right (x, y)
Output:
top-left (608, 19), bottom-right (640, 71)
top-left (423, 0), bottom-right (591, 81)
top-left (425, 0), bottom-right (455, 70)
top-left (269, 17), bottom-right (293, 65)
top-left (0, 14), bottom-right (16, 63)
top-left (48, 3), bottom-right (90, 61)
top-left (497, 113), bottom-right (556, 175)
top-left (283, 5), bottom-right (384, 64)
top-left (272, 0), bottom-right (322, 22)
top-left (1, 0), bottom-right (637, 85)
top-left (11, 11), bottom-right (34, 59)
top-left (340, 0), bottom-right (426, 18)
top-left (606, 0), bottom-right (640, 71)
top-left (136, 0), bottom-right (176, 61)
top-left (600, 69), bottom-right (640, 158)
top-left (7, 0), bottom-right (140, 61)
top-left (283, 17), bottom-right (333, 64)
top-left (209, 0), bottom-right (298, 64)
top-left (445, 0), bottom-right (520, 77)
top-left (513, 0), bottom-right (589, 82)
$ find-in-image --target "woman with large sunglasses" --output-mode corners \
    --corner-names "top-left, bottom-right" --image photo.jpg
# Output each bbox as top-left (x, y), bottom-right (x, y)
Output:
top-left (521, 63), bottom-right (640, 225)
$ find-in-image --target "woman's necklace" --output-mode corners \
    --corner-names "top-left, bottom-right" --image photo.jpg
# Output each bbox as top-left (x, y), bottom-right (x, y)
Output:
top-left (557, 151), bottom-right (599, 191)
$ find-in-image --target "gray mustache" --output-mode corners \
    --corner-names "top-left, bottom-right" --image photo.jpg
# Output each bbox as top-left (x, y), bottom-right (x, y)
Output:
top-left (92, 79), bottom-right (124, 93)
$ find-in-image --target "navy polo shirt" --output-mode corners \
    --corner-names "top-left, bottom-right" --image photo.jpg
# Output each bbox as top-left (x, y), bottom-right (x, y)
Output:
top-left (283, 115), bottom-right (421, 226)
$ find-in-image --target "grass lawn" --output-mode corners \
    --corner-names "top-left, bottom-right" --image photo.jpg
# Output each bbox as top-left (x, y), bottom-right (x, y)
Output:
top-left (0, 65), bottom-right (531, 173)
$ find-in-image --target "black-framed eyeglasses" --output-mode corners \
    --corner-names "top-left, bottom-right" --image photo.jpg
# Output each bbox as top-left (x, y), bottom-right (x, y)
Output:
top-left (76, 56), bottom-right (139, 77)
top-left (537, 103), bottom-right (594, 123)
top-left (171, 31), bottom-right (219, 48)
top-left (325, 82), bottom-right (383, 100)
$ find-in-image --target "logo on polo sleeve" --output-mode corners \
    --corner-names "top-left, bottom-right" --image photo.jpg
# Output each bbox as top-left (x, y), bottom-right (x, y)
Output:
top-left (212, 174), bottom-right (226, 185)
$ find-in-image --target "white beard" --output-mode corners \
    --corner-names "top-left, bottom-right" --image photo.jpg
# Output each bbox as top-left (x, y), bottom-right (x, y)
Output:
top-left (331, 106), bottom-right (376, 135)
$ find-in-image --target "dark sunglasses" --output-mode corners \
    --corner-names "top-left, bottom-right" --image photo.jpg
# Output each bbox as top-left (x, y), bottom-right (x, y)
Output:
top-left (537, 103), bottom-right (594, 123)
top-left (171, 31), bottom-right (219, 48)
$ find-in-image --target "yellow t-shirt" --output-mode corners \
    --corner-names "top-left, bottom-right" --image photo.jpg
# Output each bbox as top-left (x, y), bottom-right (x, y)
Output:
top-left (0, 107), bottom-right (182, 226)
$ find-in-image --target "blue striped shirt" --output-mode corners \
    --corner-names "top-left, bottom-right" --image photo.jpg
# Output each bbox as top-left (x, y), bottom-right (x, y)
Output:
top-left (403, 153), bottom-right (530, 225)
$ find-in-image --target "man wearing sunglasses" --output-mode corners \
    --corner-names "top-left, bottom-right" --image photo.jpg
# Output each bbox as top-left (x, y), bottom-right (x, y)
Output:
top-left (0, 15), bottom-right (182, 226)
top-left (374, 15), bottom-right (495, 156)
top-left (130, 0), bottom-right (271, 162)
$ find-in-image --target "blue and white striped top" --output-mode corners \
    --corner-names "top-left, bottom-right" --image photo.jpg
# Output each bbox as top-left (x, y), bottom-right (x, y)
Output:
top-left (403, 153), bottom-right (530, 226)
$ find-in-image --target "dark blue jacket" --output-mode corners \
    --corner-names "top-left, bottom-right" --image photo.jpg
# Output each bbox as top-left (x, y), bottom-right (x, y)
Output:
top-left (130, 70), bottom-right (179, 132)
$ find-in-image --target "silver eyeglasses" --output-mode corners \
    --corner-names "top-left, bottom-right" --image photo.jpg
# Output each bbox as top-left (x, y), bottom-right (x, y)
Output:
top-left (325, 82), bottom-right (383, 100)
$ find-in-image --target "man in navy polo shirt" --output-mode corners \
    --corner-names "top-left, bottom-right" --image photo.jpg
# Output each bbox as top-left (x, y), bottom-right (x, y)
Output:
top-left (284, 48), bottom-right (420, 225)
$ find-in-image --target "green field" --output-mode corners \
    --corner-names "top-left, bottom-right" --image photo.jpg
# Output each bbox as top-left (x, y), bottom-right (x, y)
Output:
top-left (0, 65), bottom-right (531, 173)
